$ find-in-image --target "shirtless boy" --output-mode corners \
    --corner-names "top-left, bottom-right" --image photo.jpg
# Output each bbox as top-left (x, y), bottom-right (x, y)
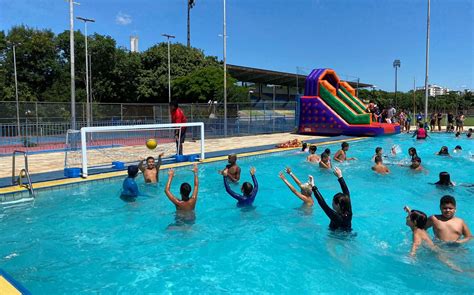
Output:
top-left (164, 163), bottom-right (199, 212)
top-left (334, 142), bottom-right (355, 163)
top-left (372, 156), bottom-right (390, 174)
top-left (218, 154), bottom-right (241, 183)
top-left (138, 152), bottom-right (164, 183)
top-left (425, 195), bottom-right (472, 243)
top-left (307, 145), bottom-right (320, 163)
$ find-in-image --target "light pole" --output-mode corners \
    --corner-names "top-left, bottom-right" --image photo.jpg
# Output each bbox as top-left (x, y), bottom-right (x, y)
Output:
top-left (162, 34), bottom-right (175, 104)
top-left (223, 0), bottom-right (228, 137)
top-left (68, 0), bottom-right (80, 130)
top-left (248, 90), bottom-right (254, 133)
top-left (393, 59), bottom-right (401, 108)
top-left (76, 16), bottom-right (95, 128)
top-left (8, 42), bottom-right (21, 137)
top-left (268, 84), bottom-right (277, 131)
top-left (424, 0), bottom-right (431, 123)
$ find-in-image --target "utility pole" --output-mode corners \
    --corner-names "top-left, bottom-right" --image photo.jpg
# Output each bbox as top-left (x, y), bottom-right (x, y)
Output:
top-left (76, 16), bottom-right (95, 128)
top-left (187, 0), bottom-right (195, 48)
top-left (223, 0), bottom-right (227, 137)
top-left (68, 0), bottom-right (80, 130)
top-left (424, 0), bottom-right (431, 123)
top-left (11, 44), bottom-right (21, 137)
top-left (162, 34), bottom-right (175, 104)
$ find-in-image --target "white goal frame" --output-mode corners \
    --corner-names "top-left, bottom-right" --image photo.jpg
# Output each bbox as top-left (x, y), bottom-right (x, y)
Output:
top-left (80, 122), bottom-right (205, 178)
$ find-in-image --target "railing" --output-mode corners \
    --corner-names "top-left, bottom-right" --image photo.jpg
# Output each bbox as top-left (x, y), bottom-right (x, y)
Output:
top-left (0, 102), bottom-right (298, 154)
top-left (11, 150), bottom-right (35, 196)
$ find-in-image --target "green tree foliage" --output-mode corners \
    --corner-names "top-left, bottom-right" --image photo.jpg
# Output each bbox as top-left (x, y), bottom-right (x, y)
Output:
top-left (173, 66), bottom-right (249, 103)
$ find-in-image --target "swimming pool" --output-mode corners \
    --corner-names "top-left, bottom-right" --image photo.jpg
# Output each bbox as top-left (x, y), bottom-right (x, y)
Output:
top-left (1, 134), bottom-right (473, 293)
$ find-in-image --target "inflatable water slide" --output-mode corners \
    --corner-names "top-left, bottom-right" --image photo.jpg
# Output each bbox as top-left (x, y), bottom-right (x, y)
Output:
top-left (298, 69), bottom-right (400, 136)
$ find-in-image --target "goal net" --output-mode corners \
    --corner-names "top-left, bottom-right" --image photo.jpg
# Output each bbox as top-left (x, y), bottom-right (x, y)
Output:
top-left (64, 122), bottom-right (205, 178)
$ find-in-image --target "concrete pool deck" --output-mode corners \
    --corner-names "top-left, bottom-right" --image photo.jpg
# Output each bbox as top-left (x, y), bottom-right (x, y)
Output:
top-left (0, 132), bottom-right (365, 195)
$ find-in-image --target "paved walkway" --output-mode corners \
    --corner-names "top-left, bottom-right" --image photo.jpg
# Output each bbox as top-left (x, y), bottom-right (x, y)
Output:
top-left (1, 133), bottom-right (329, 180)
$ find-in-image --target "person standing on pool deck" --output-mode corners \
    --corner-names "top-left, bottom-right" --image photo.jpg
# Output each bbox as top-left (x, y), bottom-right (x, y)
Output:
top-left (164, 163), bottom-right (199, 212)
top-left (170, 100), bottom-right (187, 155)
top-left (138, 152), bottom-right (164, 183)
top-left (120, 165), bottom-right (140, 202)
top-left (311, 167), bottom-right (352, 231)
top-left (425, 195), bottom-right (472, 244)
top-left (223, 167), bottom-right (258, 207)
top-left (218, 154), bottom-right (241, 183)
top-left (279, 167), bottom-right (313, 207)
top-left (334, 142), bottom-right (356, 163)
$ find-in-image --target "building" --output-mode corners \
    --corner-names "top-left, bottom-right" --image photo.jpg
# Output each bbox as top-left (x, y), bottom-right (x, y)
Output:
top-left (130, 36), bottom-right (139, 53)
top-left (227, 64), bottom-right (373, 102)
top-left (416, 84), bottom-right (450, 97)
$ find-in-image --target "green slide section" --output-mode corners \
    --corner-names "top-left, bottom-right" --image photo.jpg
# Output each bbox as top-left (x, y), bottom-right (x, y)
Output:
top-left (337, 89), bottom-right (365, 114)
top-left (319, 84), bottom-right (371, 125)
top-left (340, 86), bottom-right (367, 113)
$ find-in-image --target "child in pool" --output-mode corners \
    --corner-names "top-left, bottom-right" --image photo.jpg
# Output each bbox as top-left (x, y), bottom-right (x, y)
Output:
top-left (436, 146), bottom-right (450, 156)
top-left (372, 156), bottom-right (390, 174)
top-left (319, 152), bottom-right (332, 169)
top-left (403, 206), bottom-right (462, 272)
top-left (120, 165), bottom-right (140, 202)
top-left (433, 172), bottom-right (455, 186)
top-left (279, 167), bottom-right (313, 207)
top-left (334, 142), bottom-right (356, 163)
top-left (307, 145), bottom-right (320, 163)
top-left (425, 195), bottom-right (472, 244)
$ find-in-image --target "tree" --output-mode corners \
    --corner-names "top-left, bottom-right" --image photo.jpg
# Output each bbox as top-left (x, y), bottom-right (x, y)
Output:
top-left (173, 66), bottom-right (248, 103)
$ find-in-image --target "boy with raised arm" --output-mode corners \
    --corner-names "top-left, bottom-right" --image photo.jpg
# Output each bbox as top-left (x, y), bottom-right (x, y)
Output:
top-left (223, 167), bottom-right (258, 207)
top-left (279, 167), bottom-right (313, 207)
top-left (218, 154), bottom-right (241, 183)
top-left (425, 195), bottom-right (472, 244)
top-left (164, 163), bottom-right (199, 212)
top-left (138, 152), bottom-right (164, 183)
top-left (334, 142), bottom-right (356, 163)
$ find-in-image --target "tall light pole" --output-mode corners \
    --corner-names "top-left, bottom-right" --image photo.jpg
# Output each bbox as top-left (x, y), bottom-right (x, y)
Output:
top-left (76, 16), bottom-right (95, 128)
top-left (8, 42), bottom-right (21, 137)
top-left (268, 84), bottom-right (277, 131)
top-left (424, 0), bottom-right (431, 123)
top-left (223, 0), bottom-right (227, 137)
top-left (393, 59), bottom-right (401, 108)
top-left (68, 0), bottom-right (80, 130)
top-left (162, 34), bottom-right (175, 104)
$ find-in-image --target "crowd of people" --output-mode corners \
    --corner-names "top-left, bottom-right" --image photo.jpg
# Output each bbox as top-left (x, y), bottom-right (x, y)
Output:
top-left (365, 101), bottom-right (469, 134)
top-left (117, 99), bottom-right (472, 272)
top-left (118, 136), bottom-right (471, 272)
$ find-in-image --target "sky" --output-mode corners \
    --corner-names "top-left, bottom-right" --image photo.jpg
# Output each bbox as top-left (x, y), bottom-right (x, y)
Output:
top-left (0, 0), bottom-right (472, 92)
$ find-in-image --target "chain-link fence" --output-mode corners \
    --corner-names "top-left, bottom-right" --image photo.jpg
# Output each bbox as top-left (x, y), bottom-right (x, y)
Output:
top-left (0, 101), bottom-right (297, 154)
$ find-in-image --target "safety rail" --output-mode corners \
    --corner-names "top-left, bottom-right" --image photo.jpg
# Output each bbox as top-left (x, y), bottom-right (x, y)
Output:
top-left (11, 150), bottom-right (35, 197)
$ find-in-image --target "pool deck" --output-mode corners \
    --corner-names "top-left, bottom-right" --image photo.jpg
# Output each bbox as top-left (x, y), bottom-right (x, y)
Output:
top-left (0, 132), bottom-right (363, 194)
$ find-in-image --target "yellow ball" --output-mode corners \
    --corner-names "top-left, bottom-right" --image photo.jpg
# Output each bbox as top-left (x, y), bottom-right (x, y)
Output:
top-left (146, 139), bottom-right (157, 150)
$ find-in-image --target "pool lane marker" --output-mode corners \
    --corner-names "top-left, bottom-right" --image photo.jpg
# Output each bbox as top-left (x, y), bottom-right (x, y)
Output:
top-left (0, 137), bottom-right (365, 195)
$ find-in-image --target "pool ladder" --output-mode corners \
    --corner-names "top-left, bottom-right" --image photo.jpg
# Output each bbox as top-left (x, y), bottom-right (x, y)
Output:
top-left (12, 151), bottom-right (35, 197)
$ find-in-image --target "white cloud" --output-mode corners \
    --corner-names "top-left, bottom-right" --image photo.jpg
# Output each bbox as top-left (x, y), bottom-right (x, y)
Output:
top-left (116, 12), bottom-right (132, 25)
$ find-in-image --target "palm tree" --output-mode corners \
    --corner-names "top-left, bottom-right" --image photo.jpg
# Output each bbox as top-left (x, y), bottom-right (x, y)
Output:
top-left (187, 0), bottom-right (196, 48)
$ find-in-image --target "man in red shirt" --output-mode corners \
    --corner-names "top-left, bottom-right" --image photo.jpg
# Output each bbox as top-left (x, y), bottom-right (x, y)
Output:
top-left (170, 100), bottom-right (187, 155)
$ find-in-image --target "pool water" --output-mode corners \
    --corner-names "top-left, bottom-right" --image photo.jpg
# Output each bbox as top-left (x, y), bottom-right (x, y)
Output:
top-left (1, 134), bottom-right (473, 293)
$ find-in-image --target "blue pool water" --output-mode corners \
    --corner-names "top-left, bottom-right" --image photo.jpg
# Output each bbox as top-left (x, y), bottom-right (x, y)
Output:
top-left (1, 134), bottom-right (473, 293)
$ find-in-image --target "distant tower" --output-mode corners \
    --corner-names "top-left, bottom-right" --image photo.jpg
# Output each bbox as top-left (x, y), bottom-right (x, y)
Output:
top-left (130, 35), bottom-right (139, 52)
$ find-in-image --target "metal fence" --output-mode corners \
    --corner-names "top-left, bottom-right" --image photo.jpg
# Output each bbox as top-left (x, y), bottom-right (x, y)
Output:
top-left (0, 101), bottom-right (297, 154)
